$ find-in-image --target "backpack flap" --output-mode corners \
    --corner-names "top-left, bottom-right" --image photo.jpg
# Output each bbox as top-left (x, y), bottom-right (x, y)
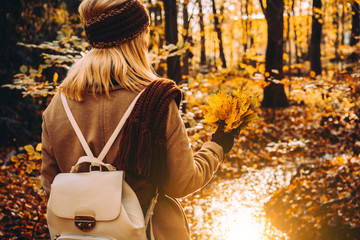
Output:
top-left (48, 171), bottom-right (123, 221)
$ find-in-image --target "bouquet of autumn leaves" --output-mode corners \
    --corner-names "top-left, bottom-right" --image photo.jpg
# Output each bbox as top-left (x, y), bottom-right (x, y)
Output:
top-left (202, 87), bottom-right (259, 134)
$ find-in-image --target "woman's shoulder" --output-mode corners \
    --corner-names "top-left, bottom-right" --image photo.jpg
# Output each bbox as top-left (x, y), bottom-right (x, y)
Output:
top-left (148, 78), bottom-right (182, 106)
top-left (43, 92), bottom-right (62, 119)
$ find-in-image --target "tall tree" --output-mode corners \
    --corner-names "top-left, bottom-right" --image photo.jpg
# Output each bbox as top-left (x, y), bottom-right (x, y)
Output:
top-left (162, 0), bottom-right (182, 83)
top-left (182, 0), bottom-right (190, 76)
top-left (259, 0), bottom-right (289, 108)
top-left (292, 0), bottom-right (300, 63)
top-left (341, 3), bottom-right (345, 46)
top-left (148, 2), bottom-right (163, 26)
top-left (286, 0), bottom-right (291, 68)
top-left (350, 1), bottom-right (359, 61)
top-left (309, 0), bottom-right (323, 76)
top-left (246, 0), bottom-right (254, 51)
top-left (198, 0), bottom-right (206, 66)
top-left (148, 2), bottom-right (165, 76)
top-left (211, 0), bottom-right (227, 68)
top-left (242, 0), bottom-right (248, 52)
top-left (350, 1), bottom-right (359, 46)
top-left (335, 0), bottom-right (340, 60)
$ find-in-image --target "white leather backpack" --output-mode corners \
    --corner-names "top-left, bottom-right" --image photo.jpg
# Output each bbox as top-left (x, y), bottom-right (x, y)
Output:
top-left (46, 91), bottom-right (158, 240)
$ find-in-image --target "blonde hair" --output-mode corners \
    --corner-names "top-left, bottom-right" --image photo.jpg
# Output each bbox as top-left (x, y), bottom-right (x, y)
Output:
top-left (60, 0), bottom-right (157, 101)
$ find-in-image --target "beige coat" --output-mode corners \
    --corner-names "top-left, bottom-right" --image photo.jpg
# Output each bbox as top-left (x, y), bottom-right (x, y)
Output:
top-left (41, 87), bottom-right (223, 240)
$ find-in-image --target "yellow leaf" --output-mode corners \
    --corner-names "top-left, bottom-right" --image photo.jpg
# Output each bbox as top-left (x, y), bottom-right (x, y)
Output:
top-left (35, 143), bottom-right (42, 152)
top-left (11, 156), bottom-right (19, 162)
top-left (181, 28), bottom-right (188, 36)
top-left (17, 153), bottom-right (27, 159)
top-left (192, 133), bottom-right (200, 141)
top-left (310, 71), bottom-right (316, 78)
top-left (34, 152), bottom-right (42, 160)
top-left (26, 165), bottom-right (33, 174)
top-left (20, 65), bottom-right (28, 73)
top-left (24, 145), bottom-right (35, 154)
top-left (35, 178), bottom-right (42, 189)
top-left (203, 113), bottom-right (219, 124)
top-left (334, 156), bottom-right (346, 165)
top-left (15, 161), bottom-right (21, 169)
top-left (53, 72), bottom-right (59, 84)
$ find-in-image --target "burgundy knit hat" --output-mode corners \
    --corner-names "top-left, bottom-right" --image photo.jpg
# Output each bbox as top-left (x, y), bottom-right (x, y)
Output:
top-left (84, 0), bottom-right (150, 48)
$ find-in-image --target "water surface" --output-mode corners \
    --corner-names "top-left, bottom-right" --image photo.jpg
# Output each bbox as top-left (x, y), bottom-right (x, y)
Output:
top-left (181, 166), bottom-right (295, 240)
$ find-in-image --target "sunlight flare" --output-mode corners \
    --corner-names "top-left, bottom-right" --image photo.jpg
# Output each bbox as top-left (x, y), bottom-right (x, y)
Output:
top-left (211, 196), bottom-right (263, 240)
top-left (224, 207), bottom-right (262, 240)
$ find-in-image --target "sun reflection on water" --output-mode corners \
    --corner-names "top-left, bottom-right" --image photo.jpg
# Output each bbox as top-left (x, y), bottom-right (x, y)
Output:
top-left (182, 166), bottom-right (293, 240)
top-left (219, 205), bottom-right (262, 240)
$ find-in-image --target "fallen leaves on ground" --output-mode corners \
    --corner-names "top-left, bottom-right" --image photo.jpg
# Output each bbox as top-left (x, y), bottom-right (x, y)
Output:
top-left (264, 156), bottom-right (360, 240)
top-left (0, 145), bottom-right (48, 239)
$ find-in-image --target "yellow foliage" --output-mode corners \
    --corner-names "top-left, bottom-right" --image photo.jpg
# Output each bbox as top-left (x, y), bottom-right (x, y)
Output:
top-left (36, 143), bottom-right (42, 152)
top-left (333, 156), bottom-right (346, 165)
top-left (310, 71), bottom-right (316, 78)
top-left (202, 87), bottom-right (259, 133)
top-left (24, 145), bottom-right (35, 155)
top-left (53, 72), bottom-right (58, 84)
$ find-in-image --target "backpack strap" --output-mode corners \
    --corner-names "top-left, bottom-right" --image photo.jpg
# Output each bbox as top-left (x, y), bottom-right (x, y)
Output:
top-left (60, 93), bottom-right (94, 157)
top-left (145, 187), bottom-right (159, 239)
top-left (60, 90), bottom-right (144, 162)
top-left (97, 90), bottom-right (144, 161)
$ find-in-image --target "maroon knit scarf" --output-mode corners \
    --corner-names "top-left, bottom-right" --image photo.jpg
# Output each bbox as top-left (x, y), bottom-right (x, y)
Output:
top-left (114, 79), bottom-right (182, 186)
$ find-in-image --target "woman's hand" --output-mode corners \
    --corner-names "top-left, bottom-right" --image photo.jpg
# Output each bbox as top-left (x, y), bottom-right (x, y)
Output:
top-left (210, 122), bottom-right (237, 154)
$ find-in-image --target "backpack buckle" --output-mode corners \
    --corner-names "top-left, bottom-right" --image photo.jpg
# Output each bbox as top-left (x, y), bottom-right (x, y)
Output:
top-left (74, 216), bottom-right (96, 231)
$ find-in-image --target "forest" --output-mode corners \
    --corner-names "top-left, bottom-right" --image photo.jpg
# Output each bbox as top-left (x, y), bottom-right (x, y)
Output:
top-left (0, 0), bottom-right (359, 239)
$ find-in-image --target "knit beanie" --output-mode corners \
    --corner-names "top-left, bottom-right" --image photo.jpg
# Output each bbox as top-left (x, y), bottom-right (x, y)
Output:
top-left (84, 0), bottom-right (150, 48)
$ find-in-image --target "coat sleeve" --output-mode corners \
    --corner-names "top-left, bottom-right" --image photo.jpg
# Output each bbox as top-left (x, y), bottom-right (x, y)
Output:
top-left (40, 115), bottom-right (60, 202)
top-left (163, 101), bottom-right (223, 198)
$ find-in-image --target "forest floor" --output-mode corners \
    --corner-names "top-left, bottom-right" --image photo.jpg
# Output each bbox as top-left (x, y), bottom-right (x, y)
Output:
top-left (0, 69), bottom-right (359, 239)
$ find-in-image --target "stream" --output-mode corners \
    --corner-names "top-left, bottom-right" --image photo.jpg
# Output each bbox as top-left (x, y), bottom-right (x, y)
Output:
top-left (180, 165), bottom-right (296, 240)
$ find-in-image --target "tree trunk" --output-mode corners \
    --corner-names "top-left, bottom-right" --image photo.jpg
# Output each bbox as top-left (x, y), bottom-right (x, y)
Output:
top-left (211, 0), bottom-right (227, 68)
top-left (305, 7), bottom-right (311, 61)
top-left (350, 2), bottom-right (360, 46)
top-left (198, 0), bottom-right (206, 66)
top-left (259, 0), bottom-right (289, 108)
top-left (286, 3), bottom-right (291, 69)
top-left (309, 0), bottom-right (322, 76)
top-left (156, 4), bottom-right (163, 26)
top-left (292, 0), bottom-right (300, 63)
top-left (248, 2), bottom-right (254, 50)
top-left (350, 2), bottom-right (359, 62)
top-left (341, 4), bottom-right (345, 46)
top-left (182, 1), bottom-right (190, 77)
top-left (264, 0), bottom-right (284, 79)
top-left (335, 0), bottom-right (340, 60)
top-left (162, 0), bottom-right (182, 83)
top-left (242, 0), bottom-right (248, 53)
